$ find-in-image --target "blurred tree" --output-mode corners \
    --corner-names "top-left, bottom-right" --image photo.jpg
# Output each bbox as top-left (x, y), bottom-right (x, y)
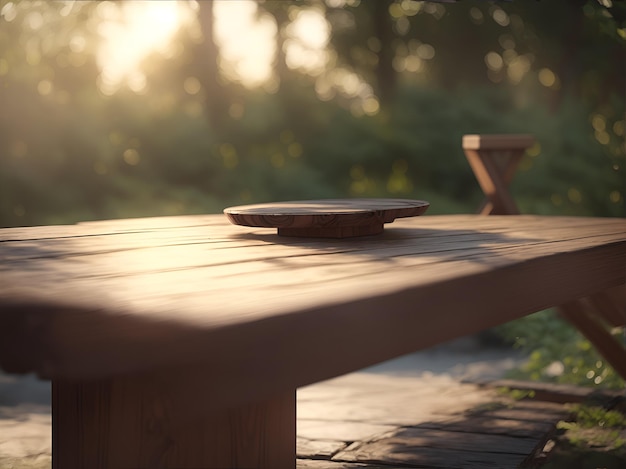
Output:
top-left (195, 0), bottom-right (231, 133)
top-left (0, 0), bottom-right (623, 228)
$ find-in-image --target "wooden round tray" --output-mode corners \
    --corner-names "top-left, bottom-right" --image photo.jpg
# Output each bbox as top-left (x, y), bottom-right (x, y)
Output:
top-left (223, 199), bottom-right (430, 238)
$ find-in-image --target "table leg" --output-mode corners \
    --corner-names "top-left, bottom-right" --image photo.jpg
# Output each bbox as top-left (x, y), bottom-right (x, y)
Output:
top-left (53, 376), bottom-right (295, 469)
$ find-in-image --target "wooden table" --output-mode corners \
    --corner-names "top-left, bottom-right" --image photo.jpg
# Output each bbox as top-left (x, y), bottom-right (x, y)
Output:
top-left (1, 214), bottom-right (624, 468)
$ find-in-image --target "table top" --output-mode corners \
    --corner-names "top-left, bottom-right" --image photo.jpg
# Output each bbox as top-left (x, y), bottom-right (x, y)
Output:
top-left (1, 214), bottom-right (624, 399)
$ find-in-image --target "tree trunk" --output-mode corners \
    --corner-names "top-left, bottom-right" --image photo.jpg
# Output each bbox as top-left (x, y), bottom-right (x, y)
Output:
top-left (373, 0), bottom-right (396, 109)
top-left (268, 5), bottom-right (290, 89)
top-left (196, 0), bottom-right (230, 133)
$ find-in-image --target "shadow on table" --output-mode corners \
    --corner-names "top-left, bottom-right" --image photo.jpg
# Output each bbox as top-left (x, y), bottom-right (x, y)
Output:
top-left (230, 225), bottom-right (540, 269)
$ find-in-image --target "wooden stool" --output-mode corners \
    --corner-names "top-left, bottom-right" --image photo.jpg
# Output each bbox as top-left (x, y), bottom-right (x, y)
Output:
top-left (463, 134), bottom-right (535, 215)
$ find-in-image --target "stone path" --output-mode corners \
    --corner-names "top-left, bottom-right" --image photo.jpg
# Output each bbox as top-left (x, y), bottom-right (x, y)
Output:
top-left (1, 337), bottom-right (571, 469)
top-left (295, 356), bottom-right (572, 468)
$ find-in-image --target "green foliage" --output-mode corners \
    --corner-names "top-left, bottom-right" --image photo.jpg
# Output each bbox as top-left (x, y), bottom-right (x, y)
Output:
top-left (553, 405), bottom-right (626, 460)
top-left (496, 309), bottom-right (625, 390)
top-left (565, 404), bottom-right (626, 430)
top-left (1, 0), bottom-right (623, 227)
top-left (496, 386), bottom-right (536, 401)
top-left (523, 403), bottom-right (626, 467)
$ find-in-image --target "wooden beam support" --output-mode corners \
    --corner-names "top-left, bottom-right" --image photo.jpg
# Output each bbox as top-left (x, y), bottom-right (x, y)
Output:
top-left (589, 285), bottom-right (625, 327)
top-left (559, 299), bottom-right (626, 381)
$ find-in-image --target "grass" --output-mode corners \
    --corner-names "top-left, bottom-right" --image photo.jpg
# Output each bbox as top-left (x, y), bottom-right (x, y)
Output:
top-left (528, 401), bottom-right (626, 469)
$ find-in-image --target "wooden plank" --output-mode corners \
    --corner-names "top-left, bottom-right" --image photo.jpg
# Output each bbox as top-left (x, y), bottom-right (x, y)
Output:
top-left (334, 427), bottom-right (533, 468)
top-left (0, 215), bottom-right (224, 241)
top-left (2, 217), bottom-right (623, 291)
top-left (53, 377), bottom-right (295, 468)
top-left (3, 228), bottom-right (622, 285)
top-left (2, 214), bottom-right (622, 261)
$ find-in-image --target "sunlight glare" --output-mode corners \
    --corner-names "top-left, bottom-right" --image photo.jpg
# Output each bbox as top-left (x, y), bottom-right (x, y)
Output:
top-left (97, 1), bottom-right (191, 95)
top-left (96, 0), bottom-right (331, 93)
top-left (285, 8), bottom-right (330, 75)
top-left (214, 1), bottom-right (276, 87)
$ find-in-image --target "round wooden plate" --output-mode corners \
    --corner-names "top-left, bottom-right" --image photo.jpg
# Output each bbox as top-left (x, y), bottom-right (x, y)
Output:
top-left (223, 199), bottom-right (430, 238)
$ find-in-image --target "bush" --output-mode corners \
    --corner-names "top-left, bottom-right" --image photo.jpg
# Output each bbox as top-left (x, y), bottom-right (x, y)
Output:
top-left (495, 309), bottom-right (625, 390)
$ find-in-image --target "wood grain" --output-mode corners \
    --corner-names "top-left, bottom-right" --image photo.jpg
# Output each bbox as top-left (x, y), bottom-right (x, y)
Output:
top-left (224, 198), bottom-right (430, 237)
top-left (53, 377), bottom-right (295, 468)
top-left (589, 285), bottom-right (626, 327)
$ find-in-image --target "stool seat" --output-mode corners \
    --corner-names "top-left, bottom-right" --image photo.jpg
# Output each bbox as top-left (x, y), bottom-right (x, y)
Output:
top-left (462, 134), bottom-right (535, 151)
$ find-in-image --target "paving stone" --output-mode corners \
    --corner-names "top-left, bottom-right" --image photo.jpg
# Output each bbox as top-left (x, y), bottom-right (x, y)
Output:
top-left (429, 415), bottom-right (555, 438)
top-left (0, 455), bottom-right (51, 469)
top-left (0, 406), bottom-right (50, 460)
top-left (297, 459), bottom-right (403, 468)
top-left (297, 438), bottom-right (347, 458)
top-left (333, 426), bottom-right (533, 469)
top-left (298, 373), bottom-right (496, 426)
top-left (297, 419), bottom-right (396, 442)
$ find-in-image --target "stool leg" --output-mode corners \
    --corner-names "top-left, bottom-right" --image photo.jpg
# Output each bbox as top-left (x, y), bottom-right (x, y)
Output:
top-left (465, 149), bottom-right (520, 215)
